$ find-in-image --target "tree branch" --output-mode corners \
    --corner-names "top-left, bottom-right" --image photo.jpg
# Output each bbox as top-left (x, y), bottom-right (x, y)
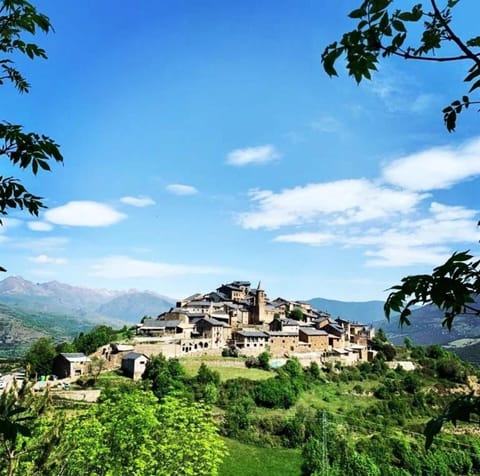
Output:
top-left (431, 0), bottom-right (480, 68)
top-left (384, 47), bottom-right (472, 62)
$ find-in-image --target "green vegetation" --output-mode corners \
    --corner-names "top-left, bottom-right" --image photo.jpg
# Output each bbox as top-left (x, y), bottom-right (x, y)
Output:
top-left (23, 337), bottom-right (56, 376)
top-left (0, 0), bottom-right (63, 273)
top-left (180, 358), bottom-right (272, 381)
top-left (325, 0), bottom-right (480, 447)
top-left (5, 335), bottom-right (480, 475)
top-left (289, 308), bottom-right (305, 321)
top-left (220, 438), bottom-right (302, 476)
top-left (0, 304), bottom-right (96, 359)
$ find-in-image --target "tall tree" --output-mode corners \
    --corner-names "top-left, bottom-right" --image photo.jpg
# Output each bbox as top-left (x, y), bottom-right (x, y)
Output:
top-left (324, 0), bottom-right (480, 447)
top-left (23, 337), bottom-right (56, 377)
top-left (0, 384), bottom-right (52, 476)
top-left (49, 388), bottom-right (227, 476)
top-left (0, 0), bottom-right (63, 271)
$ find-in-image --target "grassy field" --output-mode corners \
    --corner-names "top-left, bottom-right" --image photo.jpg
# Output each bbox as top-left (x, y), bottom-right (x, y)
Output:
top-left (180, 358), bottom-right (272, 381)
top-left (219, 438), bottom-right (302, 476)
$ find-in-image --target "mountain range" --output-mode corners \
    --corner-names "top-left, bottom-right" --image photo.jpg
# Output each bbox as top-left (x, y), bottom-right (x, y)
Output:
top-left (306, 297), bottom-right (386, 324)
top-left (0, 276), bottom-right (175, 322)
top-left (0, 276), bottom-right (175, 358)
top-left (373, 298), bottom-right (480, 363)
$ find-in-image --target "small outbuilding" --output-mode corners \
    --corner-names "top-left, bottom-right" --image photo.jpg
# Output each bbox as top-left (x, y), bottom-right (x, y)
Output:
top-left (121, 352), bottom-right (149, 380)
top-left (53, 353), bottom-right (91, 379)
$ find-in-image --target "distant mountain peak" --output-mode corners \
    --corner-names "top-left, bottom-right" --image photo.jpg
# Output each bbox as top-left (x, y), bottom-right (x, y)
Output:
top-left (0, 275), bottom-right (176, 323)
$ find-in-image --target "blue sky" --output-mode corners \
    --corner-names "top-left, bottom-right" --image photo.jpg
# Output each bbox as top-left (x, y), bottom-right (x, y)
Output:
top-left (1, 1), bottom-right (478, 301)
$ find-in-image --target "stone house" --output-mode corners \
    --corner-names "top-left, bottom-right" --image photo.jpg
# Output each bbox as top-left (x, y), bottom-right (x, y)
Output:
top-left (267, 331), bottom-right (298, 356)
top-left (53, 353), bottom-right (90, 379)
top-left (121, 352), bottom-right (149, 380)
top-left (195, 317), bottom-right (232, 348)
top-left (233, 330), bottom-right (269, 350)
top-left (269, 317), bottom-right (300, 333)
top-left (299, 328), bottom-right (329, 351)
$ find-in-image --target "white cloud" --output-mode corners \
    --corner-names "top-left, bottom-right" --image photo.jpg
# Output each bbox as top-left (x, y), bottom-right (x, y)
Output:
top-left (382, 137), bottom-right (480, 191)
top-left (12, 236), bottom-right (68, 251)
top-left (365, 245), bottom-right (450, 267)
top-left (27, 221), bottom-right (53, 232)
top-left (44, 201), bottom-right (127, 227)
top-left (29, 254), bottom-right (67, 265)
top-left (0, 218), bottom-right (22, 233)
top-left (310, 116), bottom-right (342, 134)
top-left (411, 93), bottom-right (437, 113)
top-left (272, 202), bottom-right (478, 267)
top-left (226, 145), bottom-right (280, 166)
top-left (367, 67), bottom-right (439, 114)
top-left (90, 255), bottom-right (224, 279)
top-left (120, 196), bottom-right (155, 207)
top-left (274, 232), bottom-right (336, 246)
top-left (166, 184), bottom-right (198, 196)
top-left (238, 179), bottom-right (425, 230)
top-left (429, 202), bottom-right (477, 221)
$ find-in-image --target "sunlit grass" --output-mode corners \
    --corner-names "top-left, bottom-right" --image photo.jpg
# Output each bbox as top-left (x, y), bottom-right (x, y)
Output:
top-left (180, 359), bottom-right (272, 381)
top-left (219, 437), bottom-right (302, 476)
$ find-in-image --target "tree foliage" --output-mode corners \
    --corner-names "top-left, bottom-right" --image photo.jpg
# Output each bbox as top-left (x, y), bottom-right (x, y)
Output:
top-left (72, 325), bottom-right (118, 355)
top-left (23, 336), bottom-right (56, 377)
top-left (0, 384), bottom-right (51, 476)
top-left (289, 308), bottom-right (305, 321)
top-left (49, 388), bottom-right (226, 476)
top-left (322, 0), bottom-right (480, 132)
top-left (0, 0), bottom-right (63, 272)
top-left (384, 251), bottom-right (480, 330)
top-left (325, 1), bottom-right (480, 447)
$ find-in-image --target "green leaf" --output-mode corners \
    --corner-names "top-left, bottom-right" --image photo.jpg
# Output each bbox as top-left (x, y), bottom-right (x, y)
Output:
top-left (469, 78), bottom-right (480, 93)
top-left (391, 20), bottom-right (405, 32)
top-left (348, 8), bottom-right (366, 19)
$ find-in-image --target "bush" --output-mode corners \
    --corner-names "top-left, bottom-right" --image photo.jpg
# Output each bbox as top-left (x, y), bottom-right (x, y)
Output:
top-left (254, 376), bottom-right (297, 409)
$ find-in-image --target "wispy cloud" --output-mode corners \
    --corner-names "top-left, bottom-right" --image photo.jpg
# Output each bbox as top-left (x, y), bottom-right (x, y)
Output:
top-left (90, 255), bottom-right (224, 279)
top-left (382, 137), bottom-right (480, 191)
top-left (272, 202), bottom-right (478, 267)
top-left (27, 221), bottom-right (53, 232)
top-left (310, 116), bottom-right (342, 134)
top-left (0, 218), bottom-right (22, 233)
top-left (238, 179), bottom-right (425, 230)
top-left (236, 134), bottom-right (480, 269)
top-left (120, 196), bottom-right (156, 207)
top-left (29, 254), bottom-right (67, 265)
top-left (166, 184), bottom-right (198, 196)
top-left (226, 145), bottom-right (280, 166)
top-left (13, 237), bottom-right (69, 251)
top-left (44, 201), bottom-right (127, 227)
top-left (274, 232), bottom-right (336, 246)
top-left (368, 67), bottom-right (440, 114)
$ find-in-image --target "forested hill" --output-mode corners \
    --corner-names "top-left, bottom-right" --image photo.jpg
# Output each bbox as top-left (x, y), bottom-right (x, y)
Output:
top-left (377, 297), bottom-right (480, 364)
top-left (306, 296), bottom-right (385, 324)
top-left (0, 276), bottom-right (176, 358)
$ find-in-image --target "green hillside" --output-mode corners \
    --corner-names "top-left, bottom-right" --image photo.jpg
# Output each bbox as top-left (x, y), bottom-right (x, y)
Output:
top-left (0, 303), bottom-right (98, 359)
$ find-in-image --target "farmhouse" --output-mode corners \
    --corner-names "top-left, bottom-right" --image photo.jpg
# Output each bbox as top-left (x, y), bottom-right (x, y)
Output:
top-left (121, 352), bottom-right (149, 380)
top-left (53, 353), bottom-right (90, 379)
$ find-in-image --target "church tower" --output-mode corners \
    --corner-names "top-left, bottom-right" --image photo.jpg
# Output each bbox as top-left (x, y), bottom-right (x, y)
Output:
top-left (253, 281), bottom-right (266, 324)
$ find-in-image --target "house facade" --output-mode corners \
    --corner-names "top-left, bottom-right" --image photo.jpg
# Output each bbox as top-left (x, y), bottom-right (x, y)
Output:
top-left (121, 352), bottom-right (149, 380)
top-left (53, 353), bottom-right (90, 379)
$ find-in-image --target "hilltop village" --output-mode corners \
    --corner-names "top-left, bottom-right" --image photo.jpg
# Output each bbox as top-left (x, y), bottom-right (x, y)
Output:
top-left (126, 281), bottom-right (376, 369)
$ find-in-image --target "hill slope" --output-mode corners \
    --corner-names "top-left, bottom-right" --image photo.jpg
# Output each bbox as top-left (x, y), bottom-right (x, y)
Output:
top-left (306, 297), bottom-right (385, 323)
top-left (0, 276), bottom-right (176, 358)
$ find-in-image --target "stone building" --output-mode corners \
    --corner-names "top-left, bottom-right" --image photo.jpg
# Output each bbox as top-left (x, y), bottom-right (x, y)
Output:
top-left (53, 353), bottom-right (90, 379)
top-left (121, 352), bottom-right (149, 380)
